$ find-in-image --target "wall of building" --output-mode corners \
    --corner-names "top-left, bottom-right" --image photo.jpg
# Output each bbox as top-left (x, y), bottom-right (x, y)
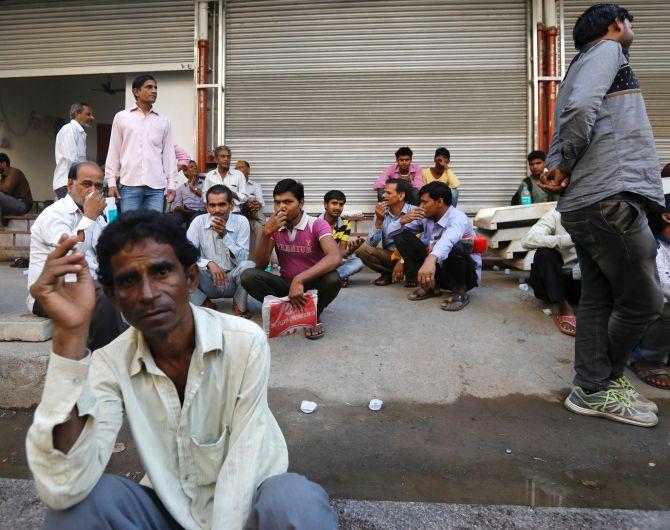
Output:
top-left (0, 73), bottom-right (125, 201)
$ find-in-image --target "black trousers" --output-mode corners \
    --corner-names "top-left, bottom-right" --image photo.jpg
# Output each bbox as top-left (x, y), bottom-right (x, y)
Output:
top-left (394, 230), bottom-right (478, 291)
top-left (241, 268), bottom-right (341, 318)
top-left (33, 282), bottom-right (128, 351)
top-left (561, 193), bottom-right (664, 391)
top-left (528, 248), bottom-right (581, 304)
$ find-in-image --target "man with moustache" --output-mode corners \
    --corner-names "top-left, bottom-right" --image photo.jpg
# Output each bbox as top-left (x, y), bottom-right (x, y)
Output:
top-left (241, 179), bottom-right (341, 339)
top-left (26, 208), bottom-right (338, 529)
top-left (202, 146), bottom-right (248, 213)
top-left (54, 103), bottom-right (95, 200)
top-left (27, 161), bottom-right (127, 350)
top-left (187, 184), bottom-right (255, 318)
top-left (235, 159), bottom-right (265, 260)
top-left (171, 160), bottom-right (206, 227)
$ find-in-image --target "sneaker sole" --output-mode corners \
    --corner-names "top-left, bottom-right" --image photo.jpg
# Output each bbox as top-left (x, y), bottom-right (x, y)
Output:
top-left (564, 396), bottom-right (658, 428)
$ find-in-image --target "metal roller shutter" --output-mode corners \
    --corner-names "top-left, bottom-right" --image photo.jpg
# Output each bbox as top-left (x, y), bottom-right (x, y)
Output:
top-left (0, 0), bottom-right (195, 78)
top-left (561, 1), bottom-right (670, 166)
top-left (225, 0), bottom-right (528, 212)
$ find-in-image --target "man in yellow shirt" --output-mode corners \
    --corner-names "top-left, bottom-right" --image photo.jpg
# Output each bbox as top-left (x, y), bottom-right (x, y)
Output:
top-left (422, 147), bottom-right (460, 205)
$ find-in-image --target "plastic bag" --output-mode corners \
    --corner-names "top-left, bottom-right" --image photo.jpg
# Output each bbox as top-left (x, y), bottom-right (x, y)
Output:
top-left (262, 290), bottom-right (318, 338)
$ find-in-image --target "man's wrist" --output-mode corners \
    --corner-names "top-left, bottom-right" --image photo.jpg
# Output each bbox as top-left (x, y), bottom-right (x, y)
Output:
top-left (52, 326), bottom-right (89, 360)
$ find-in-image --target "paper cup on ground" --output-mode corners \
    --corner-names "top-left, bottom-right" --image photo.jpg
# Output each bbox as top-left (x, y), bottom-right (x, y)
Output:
top-left (300, 400), bottom-right (317, 414)
top-left (368, 399), bottom-right (383, 411)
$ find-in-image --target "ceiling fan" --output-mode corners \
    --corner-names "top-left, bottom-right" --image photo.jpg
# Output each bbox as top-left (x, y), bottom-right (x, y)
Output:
top-left (91, 76), bottom-right (124, 95)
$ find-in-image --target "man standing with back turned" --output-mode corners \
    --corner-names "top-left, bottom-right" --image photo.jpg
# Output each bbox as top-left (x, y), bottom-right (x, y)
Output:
top-left (541, 4), bottom-right (665, 427)
top-left (105, 74), bottom-right (177, 212)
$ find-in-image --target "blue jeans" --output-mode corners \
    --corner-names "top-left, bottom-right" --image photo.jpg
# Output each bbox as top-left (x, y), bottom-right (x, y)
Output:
top-left (189, 260), bottom-right (256, 311)
top-left (120, 185), bottom-right (165, 213)
top-left (337, 256), bottom-right (364, 279)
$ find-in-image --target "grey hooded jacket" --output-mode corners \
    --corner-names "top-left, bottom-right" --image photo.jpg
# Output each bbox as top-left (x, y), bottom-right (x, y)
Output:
top-left (546, 39), bottom-right (664, 212)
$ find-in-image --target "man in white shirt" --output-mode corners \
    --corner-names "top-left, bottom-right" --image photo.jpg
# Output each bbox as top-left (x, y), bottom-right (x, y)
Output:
top-left (236, 159), bottom-right (265, 260)
top-left (28, 161), bottom-right (127, 350)
top-left (187, 184), bottom-right (255, 318)
top-left (521, 209), bottom-right (581, 337)
top-left (53, 103), bottom-right (95, 199)
top-left (26, 208), bottom-right (338, 530)
top-left (105, 74), bottom-right (177, 213)
top-left (202, 146), bottom-right (247, 213)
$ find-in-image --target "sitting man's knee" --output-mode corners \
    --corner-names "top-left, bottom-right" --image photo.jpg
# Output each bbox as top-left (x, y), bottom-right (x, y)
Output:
top-left (241, 267), bottom-right (259, 287)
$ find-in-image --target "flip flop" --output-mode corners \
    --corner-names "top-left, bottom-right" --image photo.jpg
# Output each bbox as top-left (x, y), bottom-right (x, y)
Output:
top-left (304, 323), bottom-right (325, 340)
top-left (373, 275), bottom-right (393, 286)
top-left (554, 315), bottom-right (576, 337)
top-left (440, 292), bottom-right (470, 311)
top-left (232, 303), bottom-right (252, 319)
top-left (407, 288), bottom-right (441, 301)
top-left (631, 363), bottom-right (670, 390)
top-left (341, 277), bottom-right (350, 288)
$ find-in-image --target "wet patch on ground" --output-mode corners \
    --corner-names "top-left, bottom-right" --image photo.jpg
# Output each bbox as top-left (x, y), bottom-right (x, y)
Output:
top-left (2, 389), bottom-right (669, 510)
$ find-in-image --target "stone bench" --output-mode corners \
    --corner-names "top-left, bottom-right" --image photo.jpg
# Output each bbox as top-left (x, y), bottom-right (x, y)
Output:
top-left (0, 311), bottom-right (52, 342)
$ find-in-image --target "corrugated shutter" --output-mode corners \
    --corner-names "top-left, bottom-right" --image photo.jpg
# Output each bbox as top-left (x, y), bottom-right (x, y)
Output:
top-left (561, 1), bottom-right (670, 165)
top-left (0, 0), bottom-right (195, 78)
top-left (225, 0), bottom-right (528, 212)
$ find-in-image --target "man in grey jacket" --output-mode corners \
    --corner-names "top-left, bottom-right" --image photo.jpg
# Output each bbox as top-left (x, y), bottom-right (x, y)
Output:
top-left (542, 4), bottom-right (665, 427)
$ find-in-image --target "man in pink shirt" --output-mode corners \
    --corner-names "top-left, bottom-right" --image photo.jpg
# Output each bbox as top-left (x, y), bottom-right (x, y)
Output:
top-left (372, 146), bottom-right (422, 205)
top-left (105, 74), bottom-right (177, 213)
top-left (241, 179), bottom-right (342, 339)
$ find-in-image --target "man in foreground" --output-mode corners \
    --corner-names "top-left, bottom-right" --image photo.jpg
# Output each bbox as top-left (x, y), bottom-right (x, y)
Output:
top-left (105, 74), bottom-right (177, 212)
top-left (187, 185), bottom-right (255, 318)
top-left (356, 178), bottom-right (411, 286)
top-left (389, 181), bottom-right (481, 311)
top-left (541, 4), bottom-right (664, 427)
top-left (26, 209), bottom-right (338, 529)
top-left (241, 179), bottom-right (341, 339)
top-left (53, 103), bottom-right (95, 199)
top-left (27, 161), bottom-right (126, 350)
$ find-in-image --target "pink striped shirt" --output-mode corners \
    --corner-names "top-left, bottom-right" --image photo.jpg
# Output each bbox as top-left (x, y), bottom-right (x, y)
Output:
top-left (105, 105), bottom-right (177, 191)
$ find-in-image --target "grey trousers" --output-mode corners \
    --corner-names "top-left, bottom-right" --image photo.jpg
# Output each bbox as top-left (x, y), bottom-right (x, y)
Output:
top-left (0, 191), bottom-right (29, 218)
top-left (42, 472), bottom-right (339, 529)
top-left (561, 193), bottom-right (664, 391)
top-left (189, 260), bottom-right (256, 311)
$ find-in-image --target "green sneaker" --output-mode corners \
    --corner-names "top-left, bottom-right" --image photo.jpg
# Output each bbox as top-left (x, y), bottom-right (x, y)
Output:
top-left (608, 376), bottom-right (658, 413)
top-left (564, 387), bottom-right (658, 427)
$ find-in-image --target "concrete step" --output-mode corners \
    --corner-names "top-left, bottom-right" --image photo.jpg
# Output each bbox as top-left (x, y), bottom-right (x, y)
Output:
top-left (477, 226), bottom-right (533, 248)
top-left (485, 240), bottom-right (528, 260)
top-left (474, 203), bottom-right (556, 230)
top-left (0, 312), bottom-right (52, 342)
top-left (0, 340), bottom-right (50, 408)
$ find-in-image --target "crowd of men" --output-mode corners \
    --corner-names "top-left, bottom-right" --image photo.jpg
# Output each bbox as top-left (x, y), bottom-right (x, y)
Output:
top-left (3, 3), bottom-right (668, 529)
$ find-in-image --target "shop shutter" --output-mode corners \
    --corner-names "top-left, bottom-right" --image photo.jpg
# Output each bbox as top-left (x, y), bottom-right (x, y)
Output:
top-left (225, 0), bottom-right (528, 212)
top-left (0, 0), bottom-right (195, 78)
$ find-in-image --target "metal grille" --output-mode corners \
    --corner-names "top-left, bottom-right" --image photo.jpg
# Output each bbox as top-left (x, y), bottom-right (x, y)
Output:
top-left (0, 0), bottom-right (196, 78)
top-left (225, 0), bottom-right (528, 212)
top-left (561, 0), bottom-right (670, 165)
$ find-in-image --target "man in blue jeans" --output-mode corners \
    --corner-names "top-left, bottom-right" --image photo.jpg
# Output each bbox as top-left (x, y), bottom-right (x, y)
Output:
top-left (542, 4), bottom-right (665, 427)
top-left (105, 74), bottom-right (177, 212)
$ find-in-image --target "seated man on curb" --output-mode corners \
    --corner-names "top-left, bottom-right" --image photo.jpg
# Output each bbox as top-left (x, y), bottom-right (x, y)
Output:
top-left (187, 184), bottom-right (255, 318)
top-left (0, 152), bottom-right (33, 220)
top-left (320, 189), bottom-right (363, 287)
top-left (236, 159), bottom-right (265, 261)
top-left (356, 178), bottom-right (411, 286)
top-left (27, 161), bottom-right (127, 351)
top-left (241, 179), bottom-right (342, 340)
top-left (629, 199), bottom-right (670, 389)
top-left (371, 146), bottom-right (422, 205)
top-left (511, 150), bottom-right (557, 205)
top-left (171, 160), bottom-right (205, 228)
top-left (26, 209), bottom-right (339, 530)
top-left (521, 209), bottom-right (580, 337)
top-left (388, 181), bottom-right (481, 311)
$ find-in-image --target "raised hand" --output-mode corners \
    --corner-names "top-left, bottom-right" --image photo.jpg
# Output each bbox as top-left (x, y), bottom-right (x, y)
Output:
top-left (400, 207), bottom-right (425, 225)
top-left (374, 201), bottom-right (388, 220)
top-left (83, 190), bottom-right (106, 220)
top-left (263, 210), bottom-right (287, 236)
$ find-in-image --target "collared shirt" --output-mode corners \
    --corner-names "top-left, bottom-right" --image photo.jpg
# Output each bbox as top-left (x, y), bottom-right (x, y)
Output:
top-left (27, 194), bottom-right (106, 310)
top-left (173, 181), bottom-right (206, 212)
top-left (53, 119), bottom-right (87, 191)
top-left (26, 306), bottom-right (288, 530)
top-left (372, 163), bottom-right (423, 190)
top-left (422, 167), bottom-right (460, 188)
top-left (271, 212), bottom-right (333, 280)
top-left (366, 203), bottom-right (411, 250)
top-left (0, 166), bottom-right (33, 210)
top-left (245, 179), bottom-right (265, 209)
top-left (318, 213), bottom-right (351, 244)
top-left (520, 209), bottom-right (577, 272)
top-left (187, 213), bottom-right (250, 271)
top-left (104, 105), bottom-right (177, 191)
top-left (388, 206), bottom-right (482, 280)
top-left (202, 168), bottom-right (248, 212)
